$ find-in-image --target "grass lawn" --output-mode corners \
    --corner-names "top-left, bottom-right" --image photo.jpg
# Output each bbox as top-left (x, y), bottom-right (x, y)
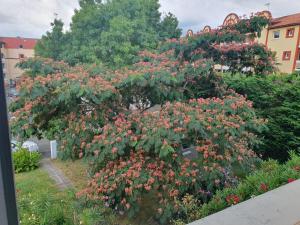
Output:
top-left (15, 169), bottom-right (76, 225)
top-left (15, 159), bottom-right (159, 225)
top-left (51, 159), bottom-right (89, 190)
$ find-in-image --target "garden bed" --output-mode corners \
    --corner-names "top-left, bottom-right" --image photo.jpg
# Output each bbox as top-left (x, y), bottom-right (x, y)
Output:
top-left (173, 152), bottom-right (300, 225)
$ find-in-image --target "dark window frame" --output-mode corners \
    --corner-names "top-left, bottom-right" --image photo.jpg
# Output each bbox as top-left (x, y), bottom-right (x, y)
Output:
top-left (286, 28), bottom-right (295, 38)
top-left (282, 51), bottom-right (292, 61)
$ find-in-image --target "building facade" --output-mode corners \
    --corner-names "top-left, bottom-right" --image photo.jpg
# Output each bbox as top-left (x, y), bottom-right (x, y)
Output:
top-left (0, 37), bottom-right (38, 84)
top-left (257, 13), bottom-right (300, 73)
top-left (188, 11), bottom-right (300, 74)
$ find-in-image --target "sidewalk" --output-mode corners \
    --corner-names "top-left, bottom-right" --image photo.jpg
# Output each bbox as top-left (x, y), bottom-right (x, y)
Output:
top-left (189, 180), bottom-right (300, 225)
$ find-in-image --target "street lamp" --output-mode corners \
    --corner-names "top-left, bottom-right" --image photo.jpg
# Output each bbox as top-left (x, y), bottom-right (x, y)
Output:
top-left (0, 41), bottom-right (19, 224)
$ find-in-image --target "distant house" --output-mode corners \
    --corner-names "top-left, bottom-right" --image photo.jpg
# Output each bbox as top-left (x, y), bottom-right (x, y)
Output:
top-left (257, 12), bottom-right (300, 73)
top-left (0, 37), bottom-right (38, 85)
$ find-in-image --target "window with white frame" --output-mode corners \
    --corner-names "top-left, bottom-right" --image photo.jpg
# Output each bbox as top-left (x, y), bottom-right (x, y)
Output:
top-left (273, 31), bottom-right (280, 39)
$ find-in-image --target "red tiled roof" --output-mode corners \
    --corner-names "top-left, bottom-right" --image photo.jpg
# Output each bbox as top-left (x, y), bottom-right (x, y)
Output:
top-left (270, 13), bottom-right (300, 29)
top-left (0, 37), bottom-right (38, 49)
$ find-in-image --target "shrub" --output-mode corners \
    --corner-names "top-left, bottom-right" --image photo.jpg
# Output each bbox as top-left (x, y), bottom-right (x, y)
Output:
top-left (13, 147), bottom-right (41, 173)
top-left (173, 152), bottom-right (300, 224)
top-left (224, 73), bottom-right (300, 161)
top-left (79, 94), bottom-right (265, 223)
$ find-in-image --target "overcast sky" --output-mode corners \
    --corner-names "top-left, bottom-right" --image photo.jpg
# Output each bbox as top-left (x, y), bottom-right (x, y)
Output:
top-left (1, 0), bottom-right (300, 38)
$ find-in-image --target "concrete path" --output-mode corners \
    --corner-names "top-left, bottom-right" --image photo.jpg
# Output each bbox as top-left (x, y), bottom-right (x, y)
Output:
top-left (29, 138), bottom-right (73, 190)
top-left (41, 158), bottom-right (73, 190)
top-left (189, 179), bottom-right (300, 225)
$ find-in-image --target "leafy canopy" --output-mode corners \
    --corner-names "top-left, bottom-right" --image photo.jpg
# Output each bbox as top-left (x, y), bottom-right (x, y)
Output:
top-left (35, 0), bottom-right (182, 67)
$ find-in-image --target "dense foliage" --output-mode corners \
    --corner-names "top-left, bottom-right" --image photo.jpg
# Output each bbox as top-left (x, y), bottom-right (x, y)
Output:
top-left (10, 49), bottom-right (226, 144)
top-left (77, 95), bottom-right (264, 223)
top-left (161, 18), bottom-right (274, 75)
top-left (173, 152), bottom-right (300, 224)
top-left (13, 148), bottom-right (41, 173)
top-left (35, 0), bottom-right (182, 67)
top-left (225, 73), bottom-right (300, 161)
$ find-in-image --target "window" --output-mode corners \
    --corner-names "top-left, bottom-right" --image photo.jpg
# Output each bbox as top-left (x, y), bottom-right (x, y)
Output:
top-left (1, 53), bottom-right (4, 59)
top-left (273, 31), bottom-right (280, 39)
top-left (19, 54), bottom-right (24, 59)
top-left (19, 44), bottom-right (23, 48)
top-left (282, 51), bottom-right (291, 61)
top-left (286, 28), bottom-right (295, 38)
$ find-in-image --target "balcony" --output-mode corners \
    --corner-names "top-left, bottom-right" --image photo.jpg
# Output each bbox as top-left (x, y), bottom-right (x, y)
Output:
top-left (296, 60), bottom-right (300, 71)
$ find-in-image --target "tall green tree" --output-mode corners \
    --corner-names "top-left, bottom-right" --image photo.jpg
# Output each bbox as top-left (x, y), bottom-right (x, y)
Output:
top-left (35, 19), bottom-right (65, 60)
top-left (36, 0), bottom-right (182, 67)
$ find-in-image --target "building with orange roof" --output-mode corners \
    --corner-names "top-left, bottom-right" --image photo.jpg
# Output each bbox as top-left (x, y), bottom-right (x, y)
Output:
top-left (0, 37), bottom-right (38, 83)
top-left (257, 12), bottom-right (300, 73)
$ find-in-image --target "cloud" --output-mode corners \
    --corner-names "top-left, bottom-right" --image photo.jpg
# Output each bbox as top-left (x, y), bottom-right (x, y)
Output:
top-left (0, 0), bottom-right (79, 38)
top-left (1, 0), bottom-right (300, 38)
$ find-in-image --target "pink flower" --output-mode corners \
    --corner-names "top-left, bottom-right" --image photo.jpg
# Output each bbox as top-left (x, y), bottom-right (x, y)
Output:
top-left (112, 147), bottom-right (118, 154)
top-left (260, 183), bottom-right (268, 192)
top-left (288, 178), bottom-right (296, 183)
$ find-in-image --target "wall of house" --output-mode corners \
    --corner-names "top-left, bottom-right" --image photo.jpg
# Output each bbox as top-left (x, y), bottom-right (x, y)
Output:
top-left (266, 25), bottom-right (300, 73)
top-left (257, 25), bottom-right (269, 45)
top-left (1, 48), bottom-right (35, 80)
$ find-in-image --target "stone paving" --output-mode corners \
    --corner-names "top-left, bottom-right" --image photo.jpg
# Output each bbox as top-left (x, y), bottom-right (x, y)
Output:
top-left (189, 179), bottom-right (300, 225)
top-left (41, 158), bottom-right (73, 190)
top-left (35, 138), bottom-right (73, 190)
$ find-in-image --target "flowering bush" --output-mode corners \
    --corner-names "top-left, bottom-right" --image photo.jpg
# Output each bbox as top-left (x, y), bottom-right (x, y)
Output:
top-left (173, 152), bottom-right (300, 225)
top-left (78, 94), bottom-right (264, 223)
top-left (10, 63), bottom-right (121, 143)
top-left (10, 13), bottom-right (274, 146)
top-left (162, 15), bottom-right (275, 75)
